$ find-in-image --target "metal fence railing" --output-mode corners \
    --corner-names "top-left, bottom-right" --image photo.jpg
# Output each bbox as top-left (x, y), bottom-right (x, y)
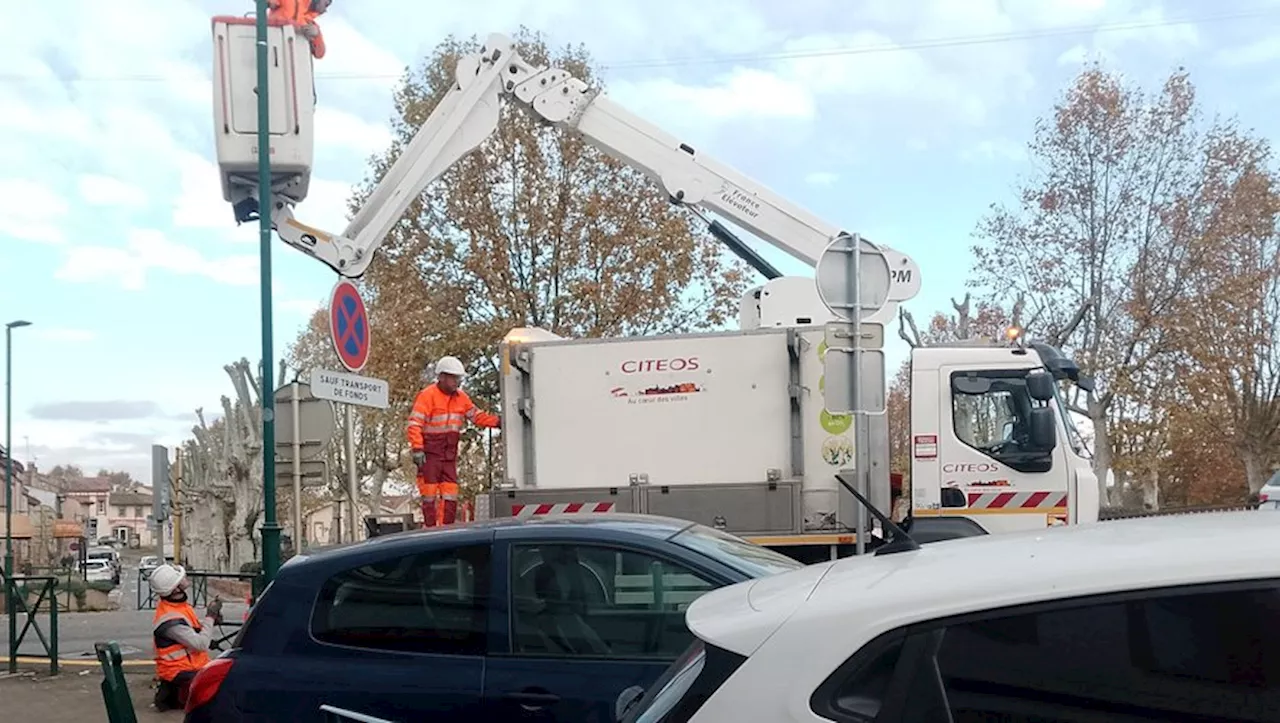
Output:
top-left (137, 570), bottom-right (261, 610)
top-left (3, 572), bottom-right (59, 675)
top-left (1099, 503), bottom-right (1260, 521)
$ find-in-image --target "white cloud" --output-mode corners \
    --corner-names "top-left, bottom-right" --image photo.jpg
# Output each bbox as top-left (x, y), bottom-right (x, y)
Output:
top-left (0, 179), bottom-right (69, 245)
top-left (612, 68), bottom-right (816, 125)
top-left (961, 138), bottom-right (1027, 163)
top-left (314, 106), bottom-right (394, 158)
top-left (293, 178), bottom-right (359, 237)
top-left (55, 228), bottom-right (258, 290)
top-left (36, 328), bottom-right (99, 343)
top-left (78, 175), bottom-right (148, 208)
top-left (1214, 37), bottom-right (1280, 68)
top-left (805, 171), bottom-right (839, 186)
top-left (171, 151), bottom-right (237, 231)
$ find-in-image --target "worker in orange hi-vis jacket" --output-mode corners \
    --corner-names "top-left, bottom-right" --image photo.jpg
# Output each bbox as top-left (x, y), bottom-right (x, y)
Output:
top-left (267, 0), bottom-right (331, 59)
top-left (406, 356), bottom-right (501, 528)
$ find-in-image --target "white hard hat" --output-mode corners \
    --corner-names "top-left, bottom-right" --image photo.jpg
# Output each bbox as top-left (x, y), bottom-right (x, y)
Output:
top-left (149, 563), bottom-right (186, 597)
top-left (436, 356), bottom-right (466, 377)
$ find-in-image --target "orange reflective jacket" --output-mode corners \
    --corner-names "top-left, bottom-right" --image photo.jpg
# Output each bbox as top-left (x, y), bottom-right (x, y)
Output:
top-left (406, 383), bottom-right (500, 454)
top-left (267, 0), bottom-right (326, 58)
top-left (152, 599), bottom-right (210, 682)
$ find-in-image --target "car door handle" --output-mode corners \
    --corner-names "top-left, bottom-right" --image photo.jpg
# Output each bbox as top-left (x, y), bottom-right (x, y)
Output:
top-left (504, 690), bottom-right (560, 707)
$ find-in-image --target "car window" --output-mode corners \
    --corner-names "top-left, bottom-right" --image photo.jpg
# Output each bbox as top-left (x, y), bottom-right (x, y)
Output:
top-left (509, 543), bottom-right (717, 659)
top-left (670, 525), bottom-right (805, 579)
top-left (623, 639), bottom-right (748, 723)
top-left (823, 581), bottom-right (1280, 722)
top-left (311, 543), bottom-right (490, 656)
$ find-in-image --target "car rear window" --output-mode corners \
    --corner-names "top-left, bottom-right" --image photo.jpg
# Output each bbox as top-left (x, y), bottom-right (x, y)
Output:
top-left (671, 525), bottom-right (804, 579)
top-left (623, 638), bottom-right (746, 723)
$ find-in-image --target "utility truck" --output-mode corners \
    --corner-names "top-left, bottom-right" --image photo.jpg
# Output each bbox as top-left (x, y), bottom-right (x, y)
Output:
top-left (209, 22), bottom-right (1099, 561)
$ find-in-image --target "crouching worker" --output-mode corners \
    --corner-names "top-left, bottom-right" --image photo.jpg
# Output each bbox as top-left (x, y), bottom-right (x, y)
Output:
top-left (149, 563), bottom-right (220, 711)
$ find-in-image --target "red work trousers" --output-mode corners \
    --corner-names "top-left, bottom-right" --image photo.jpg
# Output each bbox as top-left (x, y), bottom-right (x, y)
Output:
top-left (417, 450), bottom-right (459, 528)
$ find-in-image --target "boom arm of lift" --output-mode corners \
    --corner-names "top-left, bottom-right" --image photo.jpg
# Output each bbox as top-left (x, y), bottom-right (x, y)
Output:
top-left (261, 32), bottom-right (916, 298)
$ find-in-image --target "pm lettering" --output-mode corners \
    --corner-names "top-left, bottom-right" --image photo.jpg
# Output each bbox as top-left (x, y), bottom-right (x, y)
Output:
top-left (942, 462), bottom-right (1000, 473)
top-left (891, 268), bottom-right (913, 284)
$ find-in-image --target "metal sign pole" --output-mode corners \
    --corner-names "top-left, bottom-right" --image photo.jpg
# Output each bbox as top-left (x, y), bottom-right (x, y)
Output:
top-left (849, 236), bottom-right (868, 556)
top-left (255, 0), bottom-right (282, 584)
top-left (291, 382), bottom-right (303, 552)
top-left (152, 446), bottom-right (167, 562)
top-left (345, 405), bottom-right (357, 543)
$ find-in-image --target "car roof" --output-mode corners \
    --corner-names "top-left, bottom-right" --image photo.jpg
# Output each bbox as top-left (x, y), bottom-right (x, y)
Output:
top-left (688, 511), bottom-right (1280, 658)
top-left (280, 512), bottom-right (699, 575)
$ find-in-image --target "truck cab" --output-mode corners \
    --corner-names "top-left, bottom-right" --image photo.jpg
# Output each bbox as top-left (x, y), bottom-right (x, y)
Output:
top-left (908, 337), bottom-right (1099, 535)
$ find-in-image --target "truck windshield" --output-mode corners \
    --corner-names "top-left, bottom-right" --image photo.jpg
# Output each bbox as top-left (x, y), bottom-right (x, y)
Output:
top-left (671, 524), bottom-right (803, 579)
top-left (1053, 383), bottom-right (1091, 458)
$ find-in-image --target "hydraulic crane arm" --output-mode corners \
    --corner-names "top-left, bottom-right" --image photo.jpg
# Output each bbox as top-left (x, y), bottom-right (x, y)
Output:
top-left (269, 32), bottom-right (919, 306)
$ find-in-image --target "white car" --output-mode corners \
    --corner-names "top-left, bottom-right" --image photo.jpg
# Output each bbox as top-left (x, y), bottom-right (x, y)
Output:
top-left (1258, 471), bottom-right (1280, 510)
top-left (620, 511), bottom-right (1280, 723)
top-left (82, 559), bottom-right (115, 584)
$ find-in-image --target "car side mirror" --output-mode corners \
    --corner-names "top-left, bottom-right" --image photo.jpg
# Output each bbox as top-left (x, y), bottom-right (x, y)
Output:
top-left (615, 684), bottom-right (645, 722)
top-left (1026, 371), bottom-right (1055, 401)
top-left (1029, 407), bottom-right (1056, 451)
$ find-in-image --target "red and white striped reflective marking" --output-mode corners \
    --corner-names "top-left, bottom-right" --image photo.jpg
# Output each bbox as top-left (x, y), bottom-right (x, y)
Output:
top-left (511, 502), bottom-right (616, 518)
top-left (967, 491), bottom-right (1068, 510)
top-left (913, 434), bottom-right (938, 459)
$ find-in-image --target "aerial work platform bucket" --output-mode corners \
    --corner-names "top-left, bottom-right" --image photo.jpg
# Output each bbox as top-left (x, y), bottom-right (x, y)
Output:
top-left (211, 15), bottom-right (315, 222)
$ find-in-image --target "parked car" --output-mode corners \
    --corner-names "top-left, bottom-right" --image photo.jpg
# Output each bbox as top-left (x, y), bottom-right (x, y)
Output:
top-left (138, 555), bottom-right (163, 575)
top-left (183, 513), bottom-right (803, 723)
top-left (85, 546), bottom-right (121, 584)
top-left (82, 559), bottom-right (115, 584)
top-left (618, 510), bottom-right (1280, 723)
top-left (1258, 471), bottom-right (1280, 510)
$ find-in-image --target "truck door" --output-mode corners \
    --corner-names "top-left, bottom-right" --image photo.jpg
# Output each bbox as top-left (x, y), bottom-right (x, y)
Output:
top-left (937, 366), bottom-right (1069, 534)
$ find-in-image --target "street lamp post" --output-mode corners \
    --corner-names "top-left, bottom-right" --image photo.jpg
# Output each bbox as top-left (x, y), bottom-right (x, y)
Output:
top-left (5, 319), bottom-right (31, 674)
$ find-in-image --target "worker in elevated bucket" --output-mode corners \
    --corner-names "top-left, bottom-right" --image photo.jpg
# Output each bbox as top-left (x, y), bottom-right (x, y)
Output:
top-left (267, 0), bottom-right (331, 59)
top-left (407, 356), bottom-right (501, 528)
top-left (148, 564), bottom-right (223, 712)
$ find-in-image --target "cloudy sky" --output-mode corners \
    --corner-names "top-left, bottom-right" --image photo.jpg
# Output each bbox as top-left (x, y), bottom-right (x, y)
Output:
top-left (1, 0), bottom-right (1277, 483)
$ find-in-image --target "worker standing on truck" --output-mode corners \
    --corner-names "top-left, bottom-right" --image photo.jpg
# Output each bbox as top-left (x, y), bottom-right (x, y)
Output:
top-left (407, 356), bottom-right (501, 528)
top-left (148, 564), bottom-right (222, 712)
top-left (266, 0), bottom-right (331, 59)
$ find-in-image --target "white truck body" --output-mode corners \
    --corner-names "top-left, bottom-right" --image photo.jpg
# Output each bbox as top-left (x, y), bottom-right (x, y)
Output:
top-left (494, 323), bottom-right (1099, 554)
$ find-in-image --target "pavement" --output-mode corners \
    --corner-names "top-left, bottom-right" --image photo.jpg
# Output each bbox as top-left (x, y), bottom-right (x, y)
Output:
top-left (0, 668), bottom-right (170, 721)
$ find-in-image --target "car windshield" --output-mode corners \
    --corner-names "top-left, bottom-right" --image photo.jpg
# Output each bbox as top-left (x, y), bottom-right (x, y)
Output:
top-left (671, 524), bottom-right (804, 579)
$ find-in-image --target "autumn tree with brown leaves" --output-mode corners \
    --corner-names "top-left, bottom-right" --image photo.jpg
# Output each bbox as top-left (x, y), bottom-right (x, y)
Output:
top-left (1172, 130), bottom-right (1280, 496)
top-left (288, 29), bottom-right (750, 506)
top-left (968, 65), bottom-right (1242, 505)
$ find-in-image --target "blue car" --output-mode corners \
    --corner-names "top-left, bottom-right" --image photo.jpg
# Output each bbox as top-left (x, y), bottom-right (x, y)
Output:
top-left (183, 513), bottom-right (803, 723)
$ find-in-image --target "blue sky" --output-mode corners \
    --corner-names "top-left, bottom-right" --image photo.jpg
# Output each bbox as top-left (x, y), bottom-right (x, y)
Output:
top-left (2, 0), bottom-right (1278, 482)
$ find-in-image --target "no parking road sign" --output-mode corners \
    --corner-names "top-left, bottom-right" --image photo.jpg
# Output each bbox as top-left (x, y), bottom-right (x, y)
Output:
top-left (329, 279), bottom-right (370, 373)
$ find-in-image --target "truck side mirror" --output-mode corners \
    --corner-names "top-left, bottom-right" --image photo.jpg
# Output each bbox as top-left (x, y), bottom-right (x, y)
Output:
top-left (1027, 371), bottom-right (1055, 401)
top-left (1029, 407), bottom-right (1056, 451)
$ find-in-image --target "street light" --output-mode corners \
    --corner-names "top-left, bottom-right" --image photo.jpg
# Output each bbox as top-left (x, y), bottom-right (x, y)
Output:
top-left (5, 319), bottom-right (30, 674)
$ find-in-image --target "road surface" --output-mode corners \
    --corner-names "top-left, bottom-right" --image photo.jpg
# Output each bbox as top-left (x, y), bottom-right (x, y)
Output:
top-left (1, 550), bottom-right (247, 661)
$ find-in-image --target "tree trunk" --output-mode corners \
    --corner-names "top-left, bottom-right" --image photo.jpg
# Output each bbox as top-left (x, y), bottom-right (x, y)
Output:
top-left (1240, 450), bottom-right (1269, 496)
top-left (1088, 394), bottom-right (1113, 506)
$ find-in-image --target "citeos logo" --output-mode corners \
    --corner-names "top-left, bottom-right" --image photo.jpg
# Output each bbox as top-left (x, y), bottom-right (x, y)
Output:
top-left (620, 357), bottom-right (700, 373)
